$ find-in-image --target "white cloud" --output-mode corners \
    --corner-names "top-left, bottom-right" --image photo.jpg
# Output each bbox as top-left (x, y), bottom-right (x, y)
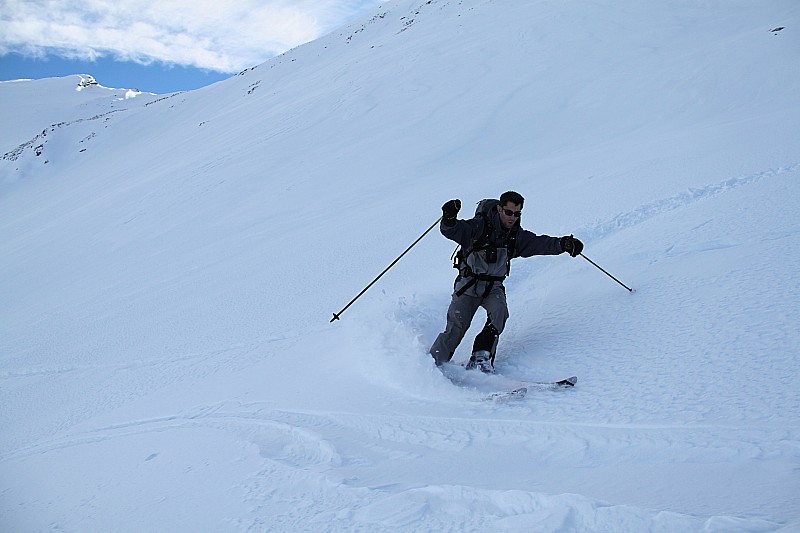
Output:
top-left (0, 0), bottom-right (382, 72)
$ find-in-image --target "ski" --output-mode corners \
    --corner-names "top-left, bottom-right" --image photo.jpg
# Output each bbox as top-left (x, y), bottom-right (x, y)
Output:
top-left (508, 375), bottom-right (577, 390)
top-left (484, 387), bottom-right (527, 402)
top-left (439, 362), bottom-right (576, 401)
top-left (457, 361), bottom-right (577, 387)
top-left (556, 376), bottom-right (578, 387)
top-left (483, 377), bottom-right (576, 401)
top-left (525, 376), bottom-right (578, 388)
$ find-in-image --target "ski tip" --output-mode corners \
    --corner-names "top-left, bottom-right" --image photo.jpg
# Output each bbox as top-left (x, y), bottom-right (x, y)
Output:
top-left (559, 376), bottom-right (578, 387)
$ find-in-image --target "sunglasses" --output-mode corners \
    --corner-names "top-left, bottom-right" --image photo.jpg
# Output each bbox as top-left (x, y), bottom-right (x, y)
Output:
top-left (502, 208), bottom-right (522, 217)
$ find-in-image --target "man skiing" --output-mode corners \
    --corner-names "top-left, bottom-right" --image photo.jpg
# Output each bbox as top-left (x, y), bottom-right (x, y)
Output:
top-left (429, 191), bottom-right (584, 372)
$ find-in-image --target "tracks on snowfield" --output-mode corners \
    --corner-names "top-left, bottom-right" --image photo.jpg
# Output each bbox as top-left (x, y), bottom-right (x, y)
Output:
top-left (577, 162), bottom-right (800, 243)
top-left (1, 400), bottom-right (793, 531)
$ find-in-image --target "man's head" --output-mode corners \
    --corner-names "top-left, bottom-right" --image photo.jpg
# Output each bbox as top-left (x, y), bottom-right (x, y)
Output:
top-left (497, 191), bottom-right (524, 229)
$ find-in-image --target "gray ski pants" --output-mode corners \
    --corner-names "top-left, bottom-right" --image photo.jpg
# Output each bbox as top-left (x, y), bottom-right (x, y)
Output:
top-left (429, 283), bottom-right (509, 365)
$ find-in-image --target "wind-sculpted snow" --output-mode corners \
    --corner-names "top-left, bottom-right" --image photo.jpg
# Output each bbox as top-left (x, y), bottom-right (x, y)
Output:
top-left (1, 0), bottom-right (799, 531)
top-left (1, 399), bottom-right (790, 531)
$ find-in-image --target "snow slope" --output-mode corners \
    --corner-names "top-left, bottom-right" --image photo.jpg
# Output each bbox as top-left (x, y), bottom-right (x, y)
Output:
top-left (0, 74), bottom-right (161, 169)
top-left (1, 0), bottom-right (799, 531)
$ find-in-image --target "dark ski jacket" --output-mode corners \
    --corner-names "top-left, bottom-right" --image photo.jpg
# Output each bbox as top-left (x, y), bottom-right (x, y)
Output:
top-left (441, 208), bottom-right (563, 297)
top-left (441, 208), bottom-right (563, 259)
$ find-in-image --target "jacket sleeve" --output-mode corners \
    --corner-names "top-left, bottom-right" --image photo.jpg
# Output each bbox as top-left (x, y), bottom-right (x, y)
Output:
top-left (440, 216), bottom-right (483, 247)
top-left (513, 229), bottom-right (563, 257)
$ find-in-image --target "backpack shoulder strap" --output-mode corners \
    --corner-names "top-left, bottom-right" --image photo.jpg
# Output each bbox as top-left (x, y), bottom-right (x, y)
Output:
top-left (505, 228), bottom-right (517, 273)
top-left (506, 227), bottom-right (517, 258)
top-left (471, 209), bottom-right (494, 251)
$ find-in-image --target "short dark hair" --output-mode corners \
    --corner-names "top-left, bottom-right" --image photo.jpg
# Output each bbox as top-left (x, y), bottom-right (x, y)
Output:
top-left (500, 191), bottom-right (524, 207)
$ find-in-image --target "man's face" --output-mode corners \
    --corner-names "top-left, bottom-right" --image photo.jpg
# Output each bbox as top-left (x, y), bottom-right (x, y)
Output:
top-left (497, 202), bottom-right (522, 230)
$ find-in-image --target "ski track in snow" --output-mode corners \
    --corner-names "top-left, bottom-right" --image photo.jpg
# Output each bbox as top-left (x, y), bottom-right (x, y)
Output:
top-left (1, 401), bottom-right (793, 531)
top-left (577, 162), bottom-right (800, 243)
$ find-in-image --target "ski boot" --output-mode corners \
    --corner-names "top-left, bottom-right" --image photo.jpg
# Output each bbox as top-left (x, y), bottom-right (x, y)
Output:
top-left (466, 350), bottom-right (494, 373)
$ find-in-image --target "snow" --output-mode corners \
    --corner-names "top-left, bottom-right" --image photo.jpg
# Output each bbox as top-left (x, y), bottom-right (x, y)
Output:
top-left (1, 0), bottom-right (799, 531)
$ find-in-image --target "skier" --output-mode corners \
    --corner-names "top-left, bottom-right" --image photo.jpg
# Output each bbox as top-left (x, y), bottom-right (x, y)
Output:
top-left (430, 191), bottom-right (584, 372)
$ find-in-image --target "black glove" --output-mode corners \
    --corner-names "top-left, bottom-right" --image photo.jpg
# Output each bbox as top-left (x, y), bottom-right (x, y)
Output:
top-left (560, 235), bottom-right (583, 257)
top-left (441, 199), bottom-right (461, 226)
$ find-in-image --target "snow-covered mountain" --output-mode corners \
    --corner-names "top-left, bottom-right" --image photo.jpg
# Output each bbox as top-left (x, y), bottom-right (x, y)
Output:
top-left (0, 74), bottom-right (160, 163)
top-left (2, 0), bottom-right (799, 531)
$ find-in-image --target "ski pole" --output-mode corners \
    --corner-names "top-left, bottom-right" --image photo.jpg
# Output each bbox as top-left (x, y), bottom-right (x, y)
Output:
top-left (579, 253), bottom-right (634, 293)
top-left (331, 215), bottom-right (444, 322)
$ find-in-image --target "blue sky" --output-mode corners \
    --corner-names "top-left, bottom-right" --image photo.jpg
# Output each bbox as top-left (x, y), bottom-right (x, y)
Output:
top-left (0, 54), bottom-right (230, 94)
top-left (0, 0), bottom-right (383, 94)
